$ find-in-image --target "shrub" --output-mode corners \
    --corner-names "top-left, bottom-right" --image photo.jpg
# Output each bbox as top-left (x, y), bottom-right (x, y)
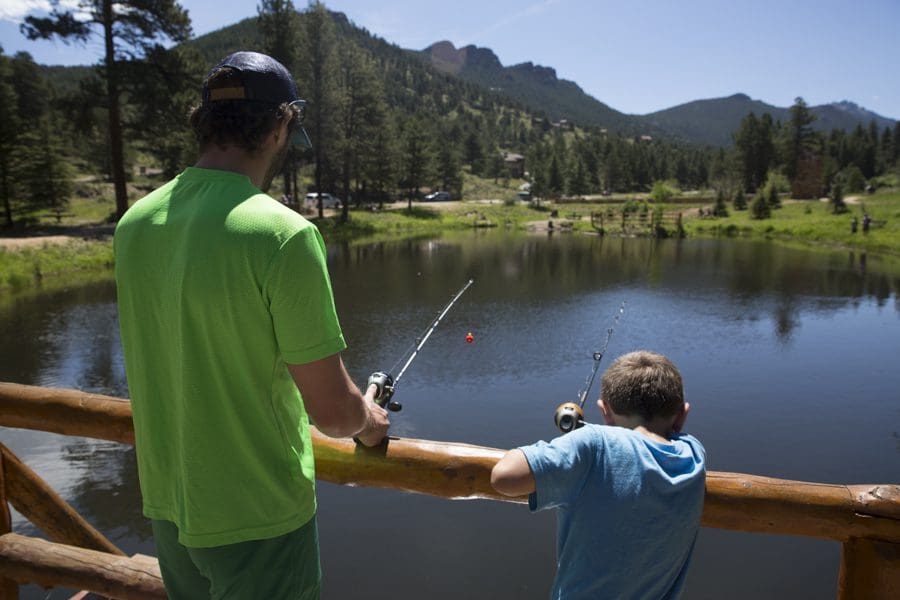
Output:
top-left (712, 188), bottom-right (729, 217)
top-left (650, 181), bottom-right (675, 203)
top-left (830, 182), bottom-right (848, 214)
top-left (766, 184), bottom-right (781, 209)
top-left (750, 191), bottom-right (771, 219)
top-left (732, 187), bottom-right (747, 210)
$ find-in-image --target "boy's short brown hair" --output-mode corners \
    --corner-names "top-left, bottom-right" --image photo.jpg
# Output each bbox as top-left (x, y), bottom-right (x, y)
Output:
top-left (600, 351), bottom-right (684, 421)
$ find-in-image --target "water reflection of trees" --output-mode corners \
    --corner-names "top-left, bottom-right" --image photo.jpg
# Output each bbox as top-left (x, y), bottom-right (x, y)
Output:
top-left (2, 233), bottom-right (899, 553)
top-left (330, 235), bottom-right (899, 343)
top-left (61, 441), bottom-right (150, 544)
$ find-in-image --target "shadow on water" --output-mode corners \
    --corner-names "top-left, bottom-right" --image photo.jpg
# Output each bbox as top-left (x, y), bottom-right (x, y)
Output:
top-left (2, 232), bottom-right (899, 599)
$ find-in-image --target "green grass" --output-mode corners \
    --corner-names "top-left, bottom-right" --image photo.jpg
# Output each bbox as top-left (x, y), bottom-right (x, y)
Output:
top-left (686, 191), bottom-right (900, 256)
top-left (0, 239), bottom-right (114, 293)
top-left (3, 179), bottom-right (900, 297)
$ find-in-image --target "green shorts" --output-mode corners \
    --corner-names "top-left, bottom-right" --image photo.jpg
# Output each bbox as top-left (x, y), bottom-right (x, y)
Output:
top-left (151, 516), bottom-right (321, 600)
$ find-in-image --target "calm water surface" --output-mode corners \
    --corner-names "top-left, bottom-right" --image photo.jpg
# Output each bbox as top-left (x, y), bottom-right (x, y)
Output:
top-left (2, 232), bottom-right (899, 599)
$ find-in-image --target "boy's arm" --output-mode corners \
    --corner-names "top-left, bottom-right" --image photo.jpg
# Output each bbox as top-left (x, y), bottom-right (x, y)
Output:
top-left (491, 449), bottom-right (536, 497)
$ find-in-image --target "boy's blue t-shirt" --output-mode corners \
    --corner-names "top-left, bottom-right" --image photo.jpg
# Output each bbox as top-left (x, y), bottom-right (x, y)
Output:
top-left (519, 424), bottom-right (706, 600)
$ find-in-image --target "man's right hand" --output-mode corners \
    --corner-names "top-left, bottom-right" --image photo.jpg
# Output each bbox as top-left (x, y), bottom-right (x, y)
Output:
top-left (355, 383), bottom-right (390, 446)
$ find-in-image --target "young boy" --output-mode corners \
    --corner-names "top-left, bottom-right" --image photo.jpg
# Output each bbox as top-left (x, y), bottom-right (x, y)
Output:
top-left (491, 351), bottom-right (706, 599)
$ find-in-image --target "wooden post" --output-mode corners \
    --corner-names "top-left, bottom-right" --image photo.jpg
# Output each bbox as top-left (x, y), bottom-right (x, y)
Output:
top-left (0, 453), bottom-right (18, 600)
top-left (0, 534), bottom-right (164, 600)
top-left (838, 538), bottom-right (900, 599)
top-left (0, 445), bottom-right (123, 556)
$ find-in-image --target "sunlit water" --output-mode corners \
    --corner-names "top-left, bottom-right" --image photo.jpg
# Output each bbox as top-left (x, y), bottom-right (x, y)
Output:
top-left (2, 232), bottom-right (898, 599)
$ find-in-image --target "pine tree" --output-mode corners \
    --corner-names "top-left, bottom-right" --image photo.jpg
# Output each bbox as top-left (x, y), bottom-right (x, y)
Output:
top-left (13, 119), bottom-right (75, 219)
top-left (732, 186), bottom-right (747, 211)
top-left (830, 182), bottom-right (847, 214)
top-left (400, 118), bottom-right (434, 209)
top-left (0, 48), bottom-right (19, 227)
top-left (124, 45), bottom-right (203, 178)
top-left (750, 190), bottom-right (771, 219)
top-left (783, 97), bottom-right (817, 183)
top-left (766, 183), bottom-right (781, 209)
top-left (712, 188), bottom-right (729, 217)
top-left (547, 153), bottom-right (564, 198)
top-left (21, 0), bottom-right (192, 220)
top-left (258, 0), bottom-right (300, 200)
top-left (300, 1), bottom-right (341, 218)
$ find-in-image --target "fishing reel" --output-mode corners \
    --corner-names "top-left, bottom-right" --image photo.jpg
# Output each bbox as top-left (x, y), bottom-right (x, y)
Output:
top-left (554, 402), bottom-right (585, 434)
top-left (367, 371), bottom-right (402, 411)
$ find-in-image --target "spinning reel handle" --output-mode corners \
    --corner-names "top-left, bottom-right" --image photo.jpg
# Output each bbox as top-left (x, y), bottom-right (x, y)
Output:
top-left (554, 402), bottom-right (585, 434)
top-left (367, 371), bottom-right (401, 411)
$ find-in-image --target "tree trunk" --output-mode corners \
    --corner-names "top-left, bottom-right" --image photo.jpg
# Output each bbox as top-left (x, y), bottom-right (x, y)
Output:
top-left (103, 0), bottom-right (128, 221)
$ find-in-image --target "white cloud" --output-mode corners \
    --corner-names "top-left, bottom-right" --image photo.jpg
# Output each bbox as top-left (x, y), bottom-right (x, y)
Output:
top-left (0, 0), bottom-right (83, 22)
top-left (0, 0), bottom-right (51, 21)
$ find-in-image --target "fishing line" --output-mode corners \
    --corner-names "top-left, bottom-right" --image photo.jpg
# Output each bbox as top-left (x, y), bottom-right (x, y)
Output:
top-left (554, 300), bottom-right (626, 433)
top-left (367, 279), bottom-right (475, 411)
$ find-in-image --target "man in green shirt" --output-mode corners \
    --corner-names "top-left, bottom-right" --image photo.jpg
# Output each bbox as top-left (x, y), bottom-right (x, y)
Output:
top-left (114, 51), bottom-right (389, 600)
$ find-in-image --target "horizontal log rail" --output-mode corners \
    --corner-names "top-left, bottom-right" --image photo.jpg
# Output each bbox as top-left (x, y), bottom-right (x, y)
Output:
top-left (0, 533), bottom-right (164, 599)
top-left (2, 382), bottom-right (898, 544)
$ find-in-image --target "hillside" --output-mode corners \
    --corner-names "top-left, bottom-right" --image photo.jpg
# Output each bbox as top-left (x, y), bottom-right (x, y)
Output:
top-left (640, 94), bottom-right (897, 146)
top-left (417, 42), bottom-right (896, 147)
top-left (36, 10), bottom-right (897, 150)
top-left (420, 41), bottom-right (646, 135)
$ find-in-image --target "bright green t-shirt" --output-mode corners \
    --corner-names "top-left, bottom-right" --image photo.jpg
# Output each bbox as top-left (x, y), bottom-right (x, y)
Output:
top-left (114, 167), bottom-right (346, 547)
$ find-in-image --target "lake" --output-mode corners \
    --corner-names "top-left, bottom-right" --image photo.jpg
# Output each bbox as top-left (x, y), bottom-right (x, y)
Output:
top-left (2, 231), bottom-right (899, 599)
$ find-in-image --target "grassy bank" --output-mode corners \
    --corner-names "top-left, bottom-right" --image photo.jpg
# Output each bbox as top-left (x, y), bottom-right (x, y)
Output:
top-left (685, 191), bottom-right (900, 255)
top-left (3, 186), bottom-right (900, 295)
top-left (0, 238), bottom-right (115, 293)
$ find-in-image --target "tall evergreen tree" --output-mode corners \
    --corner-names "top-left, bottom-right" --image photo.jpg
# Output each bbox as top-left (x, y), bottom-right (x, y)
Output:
top-left (783, 97), bottom-right (817, 182)
top-left (732, 186), bottom-right (747, 211)
top-left (299, 1), bottom-right (340, 218)
top-left (258, 0), bottom-right (300, 200)
top-left (734, 112), bottom-right (776, 192)
top-left (400, 118), bottom-right (434, 209)
top-left (124, 45), bottom-right (204, 178)
top-left (0, 48), bottom-right (19, 227)
top-left (13, 119), bottom-right (75, 218)
top-left (336, 43), bottom-right (386, 221)
top-left (22, 0), bottom-right (192, 220)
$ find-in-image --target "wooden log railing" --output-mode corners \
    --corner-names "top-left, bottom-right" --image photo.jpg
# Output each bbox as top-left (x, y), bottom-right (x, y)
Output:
top-left (0, 382), bottom-right (898, 599)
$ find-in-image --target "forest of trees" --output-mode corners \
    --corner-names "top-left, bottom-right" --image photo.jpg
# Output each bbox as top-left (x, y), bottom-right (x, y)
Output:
top-left (2, 1), bottom-right (899, 228)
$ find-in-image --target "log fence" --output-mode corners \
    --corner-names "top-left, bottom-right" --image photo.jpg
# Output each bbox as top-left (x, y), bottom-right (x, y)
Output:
top-left (0, 382), bottom-right (897, 599)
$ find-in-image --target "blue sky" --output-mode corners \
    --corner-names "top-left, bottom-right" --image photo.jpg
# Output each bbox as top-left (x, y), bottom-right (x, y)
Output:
top-left (1, 0), bottom-right (898, 118)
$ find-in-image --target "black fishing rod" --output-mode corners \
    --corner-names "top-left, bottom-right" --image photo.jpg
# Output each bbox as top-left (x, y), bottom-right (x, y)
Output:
top-left (367, 279), bottom-right (475, 411)
top-left (554, 300), bottom-right (626, 433)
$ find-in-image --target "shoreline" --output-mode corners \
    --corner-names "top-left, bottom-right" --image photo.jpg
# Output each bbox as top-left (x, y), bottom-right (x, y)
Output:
top-left (3, 193), bottom-right (899, 295)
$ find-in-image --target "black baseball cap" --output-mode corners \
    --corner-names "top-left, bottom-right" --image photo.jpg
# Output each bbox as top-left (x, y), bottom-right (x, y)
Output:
top-left (202, 51), bottom-right (312, 149)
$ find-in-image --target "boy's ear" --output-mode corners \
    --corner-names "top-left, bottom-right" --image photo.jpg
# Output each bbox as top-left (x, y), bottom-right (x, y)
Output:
top-left (597, 398), bottom-right (615, 425)
top-left (671, 402), bottom-right (690, 433)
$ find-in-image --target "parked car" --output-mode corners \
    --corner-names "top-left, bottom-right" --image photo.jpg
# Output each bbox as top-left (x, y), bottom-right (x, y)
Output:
top-left (424, 191), bottom-right (451, 202)
top-left (305, 192), bottom-right (342, 208)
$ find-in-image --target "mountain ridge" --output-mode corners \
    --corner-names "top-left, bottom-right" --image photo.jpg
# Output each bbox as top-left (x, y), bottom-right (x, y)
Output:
top-left (420, 40), bottom-right (896, 146)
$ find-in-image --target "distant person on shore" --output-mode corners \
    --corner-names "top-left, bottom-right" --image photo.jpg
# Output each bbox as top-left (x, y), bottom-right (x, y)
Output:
top-left (114, 51), bottom-right (389, 600)
top-left (851, 217), bottom-right (858, 233)
top-left (491, 350), bottom-right (706, 600)
top-left (863, 213), bottom-right (872, 233)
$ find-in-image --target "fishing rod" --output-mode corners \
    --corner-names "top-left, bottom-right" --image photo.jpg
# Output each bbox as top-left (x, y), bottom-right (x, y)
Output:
top-left (367, 278), bottom-right (475, 412)
top-left (554, 300), bottom-right (626, 433)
